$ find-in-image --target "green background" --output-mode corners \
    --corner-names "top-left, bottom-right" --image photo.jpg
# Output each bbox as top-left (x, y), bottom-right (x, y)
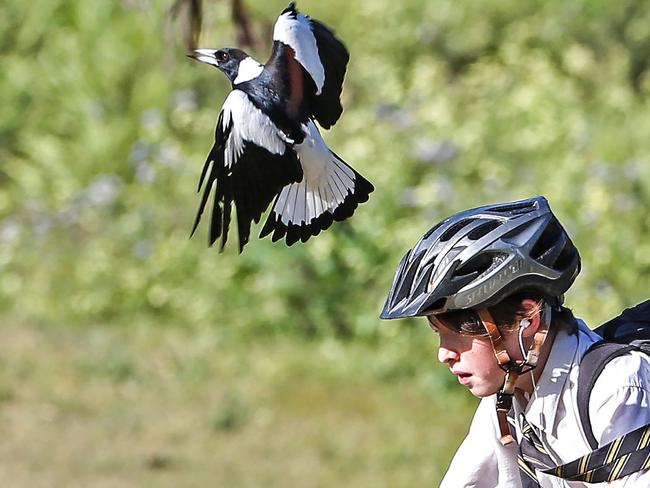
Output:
top-left (2, 0), bottom-right (650, 486)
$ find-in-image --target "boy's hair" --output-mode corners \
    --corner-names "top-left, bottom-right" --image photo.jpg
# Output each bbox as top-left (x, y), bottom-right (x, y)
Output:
top-left (433, 292), bottom-right (577, 336)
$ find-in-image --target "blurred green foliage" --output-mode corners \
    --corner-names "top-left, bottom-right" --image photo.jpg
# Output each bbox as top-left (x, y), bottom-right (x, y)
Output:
top-left (3, 0), bottom-right (650, 337)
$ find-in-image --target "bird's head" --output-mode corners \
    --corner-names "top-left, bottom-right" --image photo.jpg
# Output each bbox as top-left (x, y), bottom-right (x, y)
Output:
top-left (188, 48), bottom-right (250, 84)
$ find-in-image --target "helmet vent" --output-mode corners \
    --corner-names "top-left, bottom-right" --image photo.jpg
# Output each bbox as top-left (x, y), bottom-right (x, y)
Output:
top-left (554, 245), bottom-right (577, 271)
top-left (467, 220), bottom-right (502, 240)
top-left (454, 252), bottom-right (494, 279)
top-left (395, 251), bottom-right (426, 302)
top-left (393, 250), bottom-right (412, 283)
top-left (413, 262), bottom-right (436, 296)
top-left (490, 201), bottom-right (537, 215)
top-left (439, 218), bottom-right (474, 242)
top-left (531, 220), bottom-right (562, 260)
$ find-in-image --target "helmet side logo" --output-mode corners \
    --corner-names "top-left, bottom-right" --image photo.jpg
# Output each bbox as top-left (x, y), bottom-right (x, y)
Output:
top-left (460, 256), bottom-right (526, 307)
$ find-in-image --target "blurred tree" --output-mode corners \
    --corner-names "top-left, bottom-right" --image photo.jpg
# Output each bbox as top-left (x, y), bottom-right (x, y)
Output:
top-left (167, 0), bottom-right (203, 51)
top-left (167, 0), bottom-right (258, 51)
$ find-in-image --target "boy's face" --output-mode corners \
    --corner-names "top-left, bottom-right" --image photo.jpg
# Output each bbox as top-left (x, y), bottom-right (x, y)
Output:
top-left (428, 317), bottom-right (517, 398)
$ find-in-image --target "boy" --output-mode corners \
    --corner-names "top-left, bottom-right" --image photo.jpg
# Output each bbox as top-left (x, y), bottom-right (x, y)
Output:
top-left (381, 196), bottom-right (650, 487)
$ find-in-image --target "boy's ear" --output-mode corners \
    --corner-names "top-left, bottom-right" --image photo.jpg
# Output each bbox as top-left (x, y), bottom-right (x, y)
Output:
top-left (519, 298), bottom-right (543, 338)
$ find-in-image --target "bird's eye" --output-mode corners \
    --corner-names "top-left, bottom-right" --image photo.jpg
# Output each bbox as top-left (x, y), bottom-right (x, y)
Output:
top-left (217, 51), bottom-right (229, 62)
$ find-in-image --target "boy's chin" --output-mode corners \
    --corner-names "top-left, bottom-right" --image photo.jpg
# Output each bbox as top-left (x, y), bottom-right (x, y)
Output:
top-left (468, 384), bottom-right (500, 398)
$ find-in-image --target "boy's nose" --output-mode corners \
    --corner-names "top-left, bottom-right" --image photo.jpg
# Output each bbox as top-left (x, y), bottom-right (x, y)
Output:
top-left (438, 344), bottom-right (459, 365)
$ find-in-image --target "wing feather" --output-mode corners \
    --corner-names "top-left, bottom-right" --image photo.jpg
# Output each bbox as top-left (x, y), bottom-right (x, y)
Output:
top-left (269, 4), bottom-right (349, 128)
top-left (273, 7), bottom-right (325, 93)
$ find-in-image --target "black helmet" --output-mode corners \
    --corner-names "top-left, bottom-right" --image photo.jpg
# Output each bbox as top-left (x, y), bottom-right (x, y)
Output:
top-left (380, 196), bottom-right (581, 319)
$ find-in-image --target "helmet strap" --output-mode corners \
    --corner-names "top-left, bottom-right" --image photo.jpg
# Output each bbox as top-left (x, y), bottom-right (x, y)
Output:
top-left (476, 306), bottom-right (550, 445)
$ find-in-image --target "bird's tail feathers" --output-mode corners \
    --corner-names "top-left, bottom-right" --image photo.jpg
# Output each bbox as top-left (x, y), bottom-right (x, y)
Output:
top-left (259, 152), bottom-right (373, 246)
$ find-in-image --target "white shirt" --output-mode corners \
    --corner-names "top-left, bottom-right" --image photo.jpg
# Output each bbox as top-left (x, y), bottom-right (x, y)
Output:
top-left (440, 320), bottom-right (650, 488)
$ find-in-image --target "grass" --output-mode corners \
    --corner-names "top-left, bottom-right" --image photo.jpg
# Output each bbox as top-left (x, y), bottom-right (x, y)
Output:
top-left (0, 321), bottom-right (476, 487)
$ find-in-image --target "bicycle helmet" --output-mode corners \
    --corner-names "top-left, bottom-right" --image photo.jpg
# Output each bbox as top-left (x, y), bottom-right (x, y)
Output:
top-left (380, 196), bottom-right (581, 319)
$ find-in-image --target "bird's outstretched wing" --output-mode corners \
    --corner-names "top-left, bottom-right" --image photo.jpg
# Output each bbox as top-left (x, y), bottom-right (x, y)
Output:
top-left (267, 2), bottom-right (349, 129)
top-left (191, 90), bottom-right (303, 252)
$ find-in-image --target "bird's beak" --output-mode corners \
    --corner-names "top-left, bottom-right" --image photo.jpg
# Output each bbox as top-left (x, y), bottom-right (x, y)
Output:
top-left (187, 49), bottom-right (219, 67)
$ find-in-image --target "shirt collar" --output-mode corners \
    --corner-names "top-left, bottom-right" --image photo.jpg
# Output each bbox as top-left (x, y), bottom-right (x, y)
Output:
top-left (519, 319), bottom-right (597, 434)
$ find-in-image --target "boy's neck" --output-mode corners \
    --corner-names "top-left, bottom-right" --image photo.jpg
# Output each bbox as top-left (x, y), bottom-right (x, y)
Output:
top-left (514, 325), bottom-right (558, 395)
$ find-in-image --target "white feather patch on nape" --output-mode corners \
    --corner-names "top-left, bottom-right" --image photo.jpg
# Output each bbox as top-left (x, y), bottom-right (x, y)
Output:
top-left (233, 57), bottom-right (264, 84)
top-left (273, 11), bottom-right (325, 94)
top-left (221, 90), bottom-right (286, 168)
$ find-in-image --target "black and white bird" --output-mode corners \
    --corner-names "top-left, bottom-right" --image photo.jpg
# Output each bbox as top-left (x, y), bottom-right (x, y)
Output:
top-left (188, 2), bottom-right (373, 252)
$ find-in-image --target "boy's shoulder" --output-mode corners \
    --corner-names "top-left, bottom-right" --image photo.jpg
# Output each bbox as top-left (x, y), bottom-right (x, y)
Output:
top-left (593, 348), bottom-right (650, 396)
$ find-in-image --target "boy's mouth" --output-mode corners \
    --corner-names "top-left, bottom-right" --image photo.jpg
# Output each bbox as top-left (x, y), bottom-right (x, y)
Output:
top-left (452, 371), bottom-right (472, 385)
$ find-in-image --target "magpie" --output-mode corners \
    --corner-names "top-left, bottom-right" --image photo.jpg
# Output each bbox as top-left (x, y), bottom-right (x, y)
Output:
top-left (188, 2), bottom-right (373, 252)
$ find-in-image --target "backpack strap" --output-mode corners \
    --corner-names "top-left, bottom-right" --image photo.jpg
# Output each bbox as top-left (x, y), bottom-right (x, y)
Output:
top-left (577, 341), bottom-right (640, 449)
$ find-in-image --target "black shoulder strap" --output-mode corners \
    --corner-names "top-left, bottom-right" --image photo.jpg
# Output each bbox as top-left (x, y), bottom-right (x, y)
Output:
top-left (577, 342), bottom-right (639, 450)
